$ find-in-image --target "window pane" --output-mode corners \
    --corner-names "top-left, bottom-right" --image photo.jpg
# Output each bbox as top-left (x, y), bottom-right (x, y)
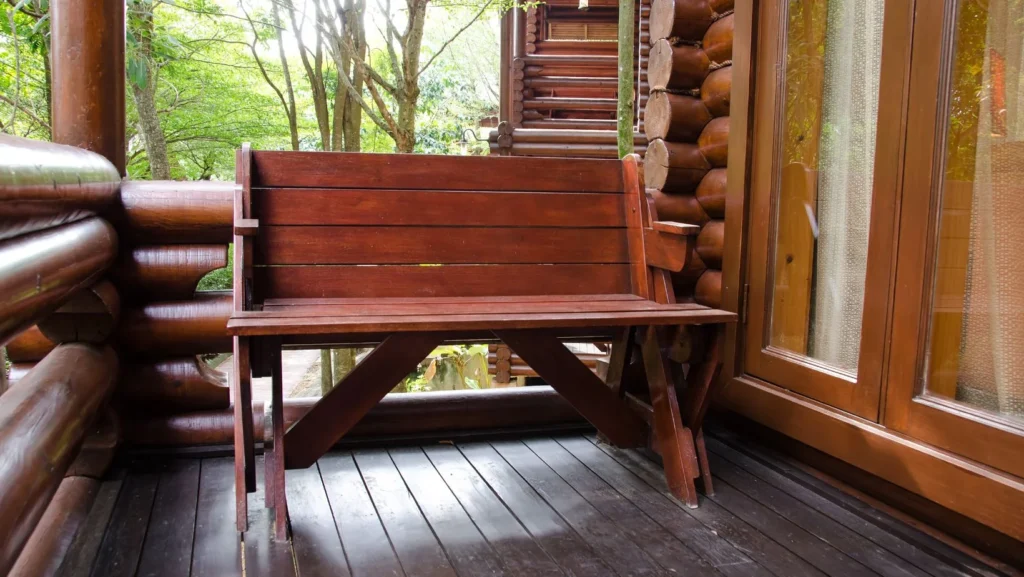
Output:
top-left (926, 0), bottom-right (1024, 423)
top-left (768, 0), bottom-right (886, 374)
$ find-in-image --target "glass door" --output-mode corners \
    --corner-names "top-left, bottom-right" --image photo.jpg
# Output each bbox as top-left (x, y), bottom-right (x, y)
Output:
top-left (885, 0), bottom-right (1024, 477)
top-left (744, 0), bottom-right (914, 419)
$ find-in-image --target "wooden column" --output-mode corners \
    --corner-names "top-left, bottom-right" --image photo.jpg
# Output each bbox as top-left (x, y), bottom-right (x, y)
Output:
top-left (51, 0), bottom-right (126, 174)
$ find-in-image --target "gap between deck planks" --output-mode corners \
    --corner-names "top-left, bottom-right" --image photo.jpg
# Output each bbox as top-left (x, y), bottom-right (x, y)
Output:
top-left (75, 431), bottom-right (1010, 577)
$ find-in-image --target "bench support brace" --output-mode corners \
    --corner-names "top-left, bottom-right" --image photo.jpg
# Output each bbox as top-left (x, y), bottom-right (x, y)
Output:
top-left (281, 332), bottom-right (443, 470)
top-left (495, 330), bottom-right (649, 448)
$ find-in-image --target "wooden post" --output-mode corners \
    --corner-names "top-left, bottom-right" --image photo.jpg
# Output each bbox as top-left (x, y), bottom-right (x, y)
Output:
top-left (320, 350), bottom-right (333, 394)
top-left (51, 0), bottom-right (126, 174)
top-left (618, 0), bottom-right (637, 158)
top-left (499, 7), bottom-right (512, 123)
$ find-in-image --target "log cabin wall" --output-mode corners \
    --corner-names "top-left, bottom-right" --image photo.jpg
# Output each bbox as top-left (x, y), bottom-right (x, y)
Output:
top-left (642, 0), bottom-right (733, 305)
top-left (490, 0), bottom-right (648, 158)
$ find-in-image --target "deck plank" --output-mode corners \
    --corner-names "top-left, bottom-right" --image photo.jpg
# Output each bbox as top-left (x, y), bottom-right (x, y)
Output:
top-left (319, 452), bottom-right (405, 577)
top-left (458, 442), bottom-right (618, 577)
top-left (490, 440), bottom-right (664, 576)
top-left (243, 456), bottom-right (296, 577)
top-left (710, 454), bottom-right (926, 577)
top-left (706, 436), bottom-right (971, 577)
top-left (555, 436), bottom-right (770, 577)
top-left (390, 447), bottom-right (508, 577)
top-left (56, 475), bottom-right (125, 577)
top-left (354, 450), bottom-right (457, 577)
top-left (136, 460), bottom-right (201, 577)
top-left (286, 465), bottom-right (351, 576)
top-left (190, 458), bottom-right (242, 577)
top-left (423, 445), bottom-right (565, 577)
top-left (89, 463), bottom-right (160, 577)
top-left (707, 428), bottom-right (995, 577)
top-left (525, 438), bottom-right (724, 576)
top-left (588, 438), bottom-right (830, 577)
top-left (81, 431), bottom-right (1007, 577)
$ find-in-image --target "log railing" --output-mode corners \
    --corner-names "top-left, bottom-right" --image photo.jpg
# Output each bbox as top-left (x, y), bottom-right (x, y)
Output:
top-left (0, 135), bottom-right (121, 575)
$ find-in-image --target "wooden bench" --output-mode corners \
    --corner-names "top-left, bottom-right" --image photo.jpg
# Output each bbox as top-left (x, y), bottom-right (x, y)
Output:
top-left (227, 145), bottom-right (736, 538)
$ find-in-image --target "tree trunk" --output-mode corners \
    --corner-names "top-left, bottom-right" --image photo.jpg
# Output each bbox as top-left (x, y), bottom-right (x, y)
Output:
top-left (132, 80), bottom-right (170, 179)
top-left (320, 350), bottom-right (333, 394)
top-left (616, 0), bottom-right (635, 158)
top-left (272, 0), bottom-right (300, 151)
top-left (129, 4), bottom-right (171, 179)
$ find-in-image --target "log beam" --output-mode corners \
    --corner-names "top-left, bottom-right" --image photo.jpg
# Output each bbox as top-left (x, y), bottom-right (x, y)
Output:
top-left (0, 344), bottom-right (118, 575)
top-left (0, 217), bottom-right (118, 346)
top-left (0, 136), bottom-right (120, 240)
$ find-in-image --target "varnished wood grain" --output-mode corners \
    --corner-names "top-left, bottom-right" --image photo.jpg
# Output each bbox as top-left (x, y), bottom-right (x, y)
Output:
top-left (252, 151), bottom-right (623, 193)
top-left (254, 188), bottom-right (627, 227)
top-left (257, 226), bottom-right (629, 265)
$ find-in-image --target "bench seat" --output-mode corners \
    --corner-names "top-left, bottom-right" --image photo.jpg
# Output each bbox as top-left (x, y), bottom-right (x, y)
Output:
top-left (227, 295), bottom-right (735, 335)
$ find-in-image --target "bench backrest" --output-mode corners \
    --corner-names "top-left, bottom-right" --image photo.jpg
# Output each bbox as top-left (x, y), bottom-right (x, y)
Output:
top-left (237, 149), bottom-right (651, 303)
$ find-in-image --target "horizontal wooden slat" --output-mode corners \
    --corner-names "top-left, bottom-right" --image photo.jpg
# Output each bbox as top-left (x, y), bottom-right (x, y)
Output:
top-left (253, 189), bottom-right (627, 228)
top-left (256, 227), bottom-right (629, 265)
top-left (264, 294), bottom-right (644, 307)
top-left (228, 308), bottom-right (736, 335)
top-left (251, 152), bottom-right (623, 193)
top-left (254, 264), bottom-right (632, 299)
top-left (257, 299), bottom-right (705, 317)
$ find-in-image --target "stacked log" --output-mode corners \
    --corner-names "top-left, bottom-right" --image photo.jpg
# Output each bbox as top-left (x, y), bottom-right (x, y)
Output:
top-left (110, 181), bottom-right (236, 417)
top-left (5, 180), bottom-right (237, 448)
top-left (643, 0), bottom-right (733, 306)
top-left (489, 126), bottom-right (647, 158)
top-left (0, 135), bottom-right (122, 575)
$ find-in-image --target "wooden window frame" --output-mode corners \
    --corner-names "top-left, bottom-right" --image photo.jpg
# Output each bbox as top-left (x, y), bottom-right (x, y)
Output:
top-left (742, 0), bottom-right (915, 420)
top-left (882, 0), bottom-right (1024, 478)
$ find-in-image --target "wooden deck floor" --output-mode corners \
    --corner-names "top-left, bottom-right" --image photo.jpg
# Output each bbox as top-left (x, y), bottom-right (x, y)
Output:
top-left (62, 427), bottom-right (1012, 577)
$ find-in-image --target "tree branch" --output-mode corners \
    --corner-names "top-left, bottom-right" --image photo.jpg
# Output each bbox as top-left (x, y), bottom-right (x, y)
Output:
top-left (417, 0), bottom-right (494, 77)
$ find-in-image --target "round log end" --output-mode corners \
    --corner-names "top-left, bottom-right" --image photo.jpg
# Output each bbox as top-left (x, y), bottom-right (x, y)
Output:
top-left (644, 139), bottom-right (711, 194)
top-left (696, 220), bottom-right (726, 269)
top-left (649, 189), bottom-right (710, 226)
top-left (701, 66), bottom-right (733, 117)
top-left (650, 0), bottom-right (716, 42)
top-left (696, 168), bottom-right (728, 217)
top-left (703, 13), bottom-right (735, 64)
top-left (698, 116), bottom-right (730, 168)
top-left (38, 279), bottom-right (120, 345)
top-left (644, 91), bottom-right (712, 142)
top-left (695, 270), bottom-right (723, 308)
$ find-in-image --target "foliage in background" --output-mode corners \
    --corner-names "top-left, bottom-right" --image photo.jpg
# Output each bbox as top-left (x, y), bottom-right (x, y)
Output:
top-left (396, 345), bottom-right (491, 392)
top-left (1, 0), bottom-right (500, 178)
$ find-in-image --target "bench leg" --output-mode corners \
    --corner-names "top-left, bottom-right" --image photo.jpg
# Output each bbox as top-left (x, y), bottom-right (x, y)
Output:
top-left (267, 342), bottom-right (289, 540)
top-left (681, 325), bottom-right (724, 435)
top-left (232, 336), bottom-right (256, 532)
top-left (695, 428), bottom-right (714, 496)
top-left (605, 327), bottom-right (635, 398)
top-left (283, 333), bottom-right (443, 470)
top-left (496, 330), bottom-right (648, 448)
top-left (640, 325), bottom-right (700, 507)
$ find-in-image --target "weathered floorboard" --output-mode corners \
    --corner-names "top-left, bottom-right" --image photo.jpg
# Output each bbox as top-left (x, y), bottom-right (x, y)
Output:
top-left (135, 460), bottom-right (200, 577)
top-left (354, 450), bottom-right (457, 577)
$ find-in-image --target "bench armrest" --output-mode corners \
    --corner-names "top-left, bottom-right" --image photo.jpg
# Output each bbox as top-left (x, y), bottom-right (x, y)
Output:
top-left (234, 218), bottom-right (259, 236)
top-left (644, 227), bottom-right (696, 272)
top-left (652, 221), bottom-right (700, 236)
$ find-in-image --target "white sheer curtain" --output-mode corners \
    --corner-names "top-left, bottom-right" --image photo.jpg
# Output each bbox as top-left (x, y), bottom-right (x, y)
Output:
top-left (807, 0), bottom-right (886, 372)
top-left (955, 0), bottom-right (1024, 419)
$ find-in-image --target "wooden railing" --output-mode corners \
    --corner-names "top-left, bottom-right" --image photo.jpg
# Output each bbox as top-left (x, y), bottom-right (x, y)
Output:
top-left (0, 135), bottom-right (121, 575)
